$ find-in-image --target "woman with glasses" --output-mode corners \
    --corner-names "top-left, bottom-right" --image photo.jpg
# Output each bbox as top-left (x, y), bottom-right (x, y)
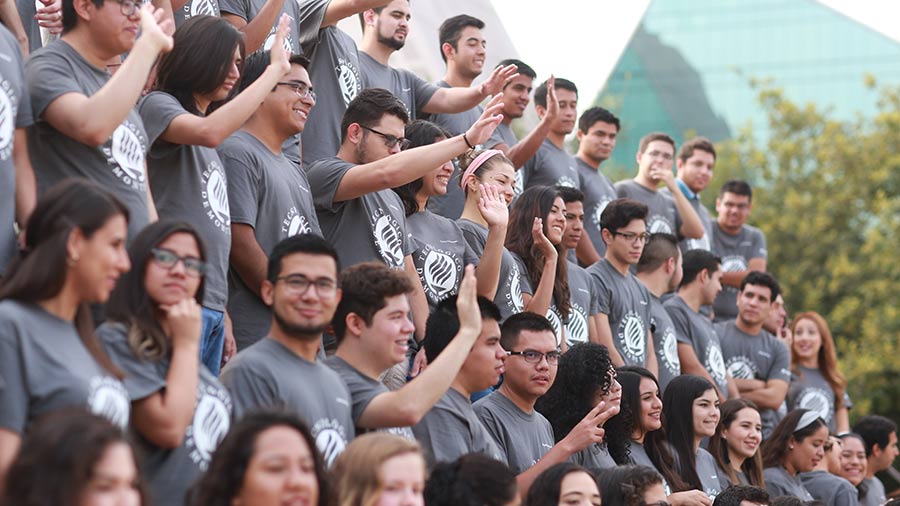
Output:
top-left (0, 179), bottom-right (132, 483)
top-left (506, 186), bottom-right (570, 348)
top-left (139, 14), bottom-right (292, 374)
top-left (524, 462), bottom-right (601, 506)
top-left (707, 399), bottom-right (765, 487)
top-left (760, 409), bottom-right (827, 500)
top-left (98, 220), bottom-right (232, 506)
top-left (596, 465), bottom-right (668, 506)
top-left (393, 120), bottom-right (508, 311)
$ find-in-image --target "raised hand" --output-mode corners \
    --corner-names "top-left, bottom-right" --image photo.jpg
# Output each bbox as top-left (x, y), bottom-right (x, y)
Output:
top-left (455, 265), bottom-right (483, 339)
top-left (531, 217), bottom-right (558, 262)
top-left (478, 183), bottom-right (509, 229)
top-left (138, 3), bottom-right (174, 53)
top-left (543, 75), bottom-right (559, 120)
top-left (35, 0), bottom-right (63, 33)
top-left (562, 401), bottom-right (620, 452)
top-left (161, 298), bottom-right (202, 350)
top-left (479, 64), bottom-right (518, 98)
top-left (463, 93), bottom-right (505, 147)
top-left (269, 14), bottom-right (292, 74)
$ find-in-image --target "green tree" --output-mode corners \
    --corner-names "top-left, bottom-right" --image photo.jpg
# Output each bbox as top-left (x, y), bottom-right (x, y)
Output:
top-left (708, 82), bottom-right (900, 422)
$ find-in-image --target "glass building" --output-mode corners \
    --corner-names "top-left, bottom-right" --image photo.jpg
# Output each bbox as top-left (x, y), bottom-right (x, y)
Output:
top-left (597, 0), bottom-right (900, 172)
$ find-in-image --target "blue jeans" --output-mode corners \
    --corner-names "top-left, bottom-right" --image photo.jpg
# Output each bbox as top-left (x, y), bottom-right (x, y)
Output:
top-left (200, 307), bottom-right (225, 376)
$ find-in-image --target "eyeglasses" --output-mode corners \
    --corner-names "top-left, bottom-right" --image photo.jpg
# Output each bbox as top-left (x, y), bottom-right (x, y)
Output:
top-left (613, 231), bottom-right (651, 244)
top-left (276, 81), bottom-right (316, 102)
top-left (150, 248), bottom-right (206, 277)
top-left (360, 125), bottom-right (410, 150)
top-left (506, 349), bottom-right (561, 365)
top-left (646, 150), bottom-right (673, 161)
top-left (114, 0), bottom-right (139, 17)
top-left (276, 274), bottom-right (338, 299)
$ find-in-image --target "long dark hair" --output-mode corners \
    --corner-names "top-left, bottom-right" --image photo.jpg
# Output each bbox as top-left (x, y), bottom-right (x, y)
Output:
top-left (188, 411), bottom-right (330, 506)
top-left (105, 221), bottom-right (207, 361)
top-left (524, 462), bottom-right (591, 506)
top-left (615, 366), bottom-right (686, 491)
top-left (394, 120), bottom-right (452, 216)
top-left (661, 374), bottom-right (717, 491)
top-left (1, 409), bottom-right (149, 506)
top-left (424, 453), bottom-right (518, 506)
top-left (761, 409), bottom-right (827, 469)
top-left (536, 343), bottom-right (614, 443)
top-left (505, 185), bottom-right (570, 317)
top-left (0, 178), bottom-right (128, 376)
top-left (596, 465), bottom-right (664, 506)
top-left (707, 398), bottom-right (764, 486)
top-left (154, 15), bottom-right (245, 114)
top-left (837, 432), bottom-right (869, 500)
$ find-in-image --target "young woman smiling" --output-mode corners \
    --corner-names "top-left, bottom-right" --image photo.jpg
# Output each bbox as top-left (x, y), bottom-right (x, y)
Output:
top-left (708, 399), bottom-right (764, 487)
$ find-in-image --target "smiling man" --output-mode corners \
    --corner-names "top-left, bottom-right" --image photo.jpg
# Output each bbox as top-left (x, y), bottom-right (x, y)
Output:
top-left (219, 52), bottom-right (322, 351)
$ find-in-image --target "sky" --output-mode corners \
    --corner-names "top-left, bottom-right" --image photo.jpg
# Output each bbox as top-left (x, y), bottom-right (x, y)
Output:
top-left (490, 0), bottom-right (900, 116)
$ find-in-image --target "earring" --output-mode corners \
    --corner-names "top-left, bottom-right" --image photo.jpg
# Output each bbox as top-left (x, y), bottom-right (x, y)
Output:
top-left (66, 253), bottom-right (80, 266)
top-left (789, 445), bottom-right (794, 450)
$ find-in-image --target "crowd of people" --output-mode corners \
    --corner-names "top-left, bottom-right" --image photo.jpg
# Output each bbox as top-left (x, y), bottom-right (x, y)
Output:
top-left (0, 1), bottom-right (897, 506)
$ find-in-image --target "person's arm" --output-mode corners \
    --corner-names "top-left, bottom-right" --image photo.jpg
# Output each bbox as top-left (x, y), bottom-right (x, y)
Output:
top-left (835, 406), bottom-right (850, 434)
top-left (595, 313), bottom-right (625, 366)
top-left (334, 94), bottom-right (504, 202)
top-left (721, 258), bottom-right (766, 288)
top-left (493, 77), bottom-right (558, 169)
top-left (157, 17), bottom-right (291, 147)
top-left (0, 429), bottom-right (19, 491)
top-left (576, 232), bottom-right (601, 266)
top-left (735, 379), bottom-right (787, 409)
top-left (645, 329), bottom-right (658, 378)
top-left (35, 0), bottom-right (63, 36)
top-left (131, 298), bottom-right (202, 448)
top-left (146, 175), bottom-right (158, 222)
top-left (421, 64), bottom-right (517, 115)
top-left (474, 184), bottom-right (507, 300)
top-left (656, 169), bottom-right (704, 239)
top-left (41, 5), bottom-right (173, 146)
top-left (0, 0), bottom-right (29, 56)
top-left (356, 267), bottom-right (482, 428)
top-left (13, 129), bottom-right (35, 229)
top-left (221, 0), bottom-right (286, 54)
top-left (677, 342), bottom-right (725, 400)
top-left (321, 0), bottom-right (390, 27)
top-left (230, 224), bottom-right (268, 297)
top-left (150, 0), bottom-right (174, 27)
top-left (404, 256), bottom-right (428, 343)
top-left (521, 219), bottom-right (557, 317)
top-left (588, 313), bottom-right (599, 345)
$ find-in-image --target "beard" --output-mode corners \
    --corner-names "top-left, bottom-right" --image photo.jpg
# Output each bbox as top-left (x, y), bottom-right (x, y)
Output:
top-left (273, 310), bottom-right (326, 342)
top-left (377, 31), bottom-right (405, 51)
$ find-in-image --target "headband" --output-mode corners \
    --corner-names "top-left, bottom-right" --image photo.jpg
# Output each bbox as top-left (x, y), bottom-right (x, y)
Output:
top-left (459, 149), bottom-right (504, 189)
top-left (794, 410), bottom-right (823, 433)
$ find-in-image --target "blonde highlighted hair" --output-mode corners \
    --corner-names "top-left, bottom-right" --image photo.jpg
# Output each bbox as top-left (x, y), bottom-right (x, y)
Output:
top-left (331, 433), bottom-right (425, 506)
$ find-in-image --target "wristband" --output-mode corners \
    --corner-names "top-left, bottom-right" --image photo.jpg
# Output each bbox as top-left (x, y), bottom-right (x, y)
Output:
top-left (462, 132), bottom-right (475, 150)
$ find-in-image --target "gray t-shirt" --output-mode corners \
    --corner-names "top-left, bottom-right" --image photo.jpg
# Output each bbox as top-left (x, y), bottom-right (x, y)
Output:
top-left (174, 0), bottom-right (220, 26)
top-left (26, 40), bottom-right (150, 240)
top-left (307, 157), bottom-right (415, 269)
top-left (300, 25), bottom-right (362, 165)
top-left (566, 261), bottom-right (600, 347)
top-left (511, 252), bottom-right (565, 346)
top-left (358, 51), bottom-right (438, 120)
top-left (139, 92), bottom-right (230, 312)
top-left (787, 366), bottom-right (846, 433)
top-left (576, 157), bottom-right (616, 258)
top-left (0, 26), bottom-right (33, 272)
top-left (860, 477), bottom-right (886, 506)
top-left (486, 122), bottom-right (524, 196)
top-left (98, 322), bottom-right (232, 506)
top-left (696, 448), bottom-right (724, 499)
top-left (764, 466), bottom-right (814, 500)
top-left (457, 218), bottom-right (524, 321)
top-left (473, 391), bottom-right (554, 473)
top-left (413, 387), bottom-right (506, 466)
top-left (629, 441), bottom-right (672, 495)
top-left (522, 138), bottom-right (580, 190)
top-left (407, 210), bottom-right (478, 310)
top-left (324, 355), bottom-right (414, 439)
top-left (717, 320), bottom-right (791, 436)
top-left (616, 180), bottom-right (682, 235)
top-left (661, 184), bottom-right (713, 252)
top-left (665, 294), bottom-right (728, 395)
top-left (799, 470), bottom-right (858, 506)
top-left (649, 294), bottom-right (681, 392)
top-left (588, 259), bottom-right (652, 367)
top-left (572, 443), bottom-right (617, 472)
top-left (0, 300), bottom-right (130, 434)
top-left (219, 0), bottom-right (323, 59)
top-left (220, 338), bottom-right (354, 466)
top-left (218, 130), bottom-right (321, 350)
top-left (425, 80), bottom-right (481, 220)
top-left (710, 223), bottom-right (767, 322)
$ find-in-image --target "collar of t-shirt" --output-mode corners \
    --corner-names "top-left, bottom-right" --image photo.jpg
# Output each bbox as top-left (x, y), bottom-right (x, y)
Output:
top-left (676, 178), bottom-right (699, 201)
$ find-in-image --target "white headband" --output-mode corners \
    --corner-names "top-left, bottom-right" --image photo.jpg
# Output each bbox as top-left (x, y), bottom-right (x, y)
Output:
top-left (794, 410), bottom-right (823, 433)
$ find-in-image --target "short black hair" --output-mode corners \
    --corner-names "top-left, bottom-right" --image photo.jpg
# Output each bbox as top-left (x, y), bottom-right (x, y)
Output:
top-left (438, 14), bottom-right (484, 62)
top-left (424, 295), bottom-right (501, 363)
top-left (332, 262), bottom-right (413, 345)
top-left (713, 485), bottom-right (770, 506)
top-left (637, 233), bottom-right (679, 274)
top-left (496, 59), bottom-right (536, 80)
top-left (267, 234), bottom-right (340, 283)
top-left (425, 453), bottom-right (517, 506)
top-left (500, 311), bottom-right (555, 350)
top-left (600, 198), bottom-right (648, 234)
top-left (680, 249), bottom-right (721, 287)
top-left (719, 179), bottom-right (753, 200)
top-left (853, 415), bottom-right (898, 457)
top-left (739, 271), bottom-right (781, 302)
top-left (579, 107), bottom-right (620, 134)
top-left (240, 51), bottom-right (310, 93)
top-left (555, 186), bottom-right (584, 204)
top-left (534, 78), bottom-right (578, 108)
top-left (341, 88), bottom-right (409, 144)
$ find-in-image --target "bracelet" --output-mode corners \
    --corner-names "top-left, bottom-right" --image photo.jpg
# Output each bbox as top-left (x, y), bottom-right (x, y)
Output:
top-left (462, 132), bottom-right (475, 150)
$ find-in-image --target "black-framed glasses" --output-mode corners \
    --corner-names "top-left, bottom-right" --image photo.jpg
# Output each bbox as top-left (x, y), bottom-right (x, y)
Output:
top-left (276, 81), bottom-right (316, 102)
top-left (150, 248), bottom-right (206, 277)
top-left (360, 124), bottom-right (410, 150)
top-left (275, 274), bottom-right (338, 299)
top-left (613, 231), bottom-right (651, 244)
top-left (506, 349), bottom-right (561, 365)
top-left (114, 0), bottom-right (139, 17)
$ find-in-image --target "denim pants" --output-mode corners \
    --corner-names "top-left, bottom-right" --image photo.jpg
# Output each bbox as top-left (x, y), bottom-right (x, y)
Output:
top-left (200, 307), bottom-right (225, 376)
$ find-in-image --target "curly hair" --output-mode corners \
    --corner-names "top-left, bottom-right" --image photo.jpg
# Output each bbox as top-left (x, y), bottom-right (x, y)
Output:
top-left (332, 262), bottom-right (414, 345)
top-left (424, 453), bottom-right (517, 506)
top-left (535, 343), bottom-right (614, 443)
top-left (596, 465), bottom-right (663, 506)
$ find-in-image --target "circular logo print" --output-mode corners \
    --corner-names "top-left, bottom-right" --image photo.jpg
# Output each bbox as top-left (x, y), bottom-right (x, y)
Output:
top-left (189, 393), bottom-right (230, 466)
top-left (315, 427), bottom-right (346, 467)
top-left (189, 0), bottom-right (217, 16)
top-left (374, 215), bottom-right (404, 267)
top-left (797, 388), bottom-right (833, 422)
top-left (592, 198), bottom-right (612, 229)
top-left (87, 377), bottom-right (130, 429)
top-left (557, 176), bottom-right (578, 188)
top-left (423, 250), bottom-right (458, 298)
top-left (204, 163), bottom-right (230, 226)
top-left (508, 263), bottom-right (524, 312)
top-left (546, 308), bottom-right (563, 347)
top-left (707, 344), bottom-right (727, 384)
top-left (566, 306), bottom-right (589, 346)
top-left (726, 357), bottom-right (756, 380)
top-left (721, 255), bottom-right (748, 273)
top-left (661, 326), bottom-right (680, 375)
top-left (620, 311), bottom-right (646, 362)
top-left (0, 86), bottom-right (14, 155)
top-left (337, 62), bottom-right (359, 106)
top-left (287, 214), bottom-right (311, 236)
top-left (111, 124), bottom-right (145, 182)
top-left (646, 215), bottom-right (672, 234)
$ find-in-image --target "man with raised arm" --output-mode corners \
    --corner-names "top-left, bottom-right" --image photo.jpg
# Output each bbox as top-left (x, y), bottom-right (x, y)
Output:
top-left (574, 107), bottom-right (620, 265)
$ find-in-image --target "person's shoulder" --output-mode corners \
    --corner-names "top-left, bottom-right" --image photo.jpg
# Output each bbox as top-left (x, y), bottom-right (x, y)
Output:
top-left (742, 223), bottom-right (765, 237)
top-left (308, 156), bottom-right (352, 173)
top-left (96, 321), bottom-right (129, 345)
top-left (0, 24), bottom-right (19, 55)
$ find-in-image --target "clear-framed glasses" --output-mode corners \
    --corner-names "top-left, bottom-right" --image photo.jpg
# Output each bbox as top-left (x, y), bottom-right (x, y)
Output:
top-left (115, 0), bottom-right (139, 17)
top-left (506, 349), bottom-right (561, 365)
top-left (613, 231), bottom-right (651, 244)
top-left (276, 81), bottom-right (317, 102)
top-left (150, 248), bottom-right (206, 277)
top-left (360, 124), bottom-right (411, 150)
top-left (276, 274), bottom-right (338, 299)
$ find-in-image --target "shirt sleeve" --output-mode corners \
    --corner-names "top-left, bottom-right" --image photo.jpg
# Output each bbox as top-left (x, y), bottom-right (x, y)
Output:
top-left (98, 324), bottom-right (166, 401)
top-left (511, 254), bottom-right (533, 295)
top-left (752, 228), bottom-right (768, 259)
top-left (768, 339), bottom-right (792, 383)
top-left (665, 305), bottom-right (693, 345)
top-left (472, 401), bottom-right (508, 457)
top-left (12, 43), bottom-right (33, 128)
top-left (220, 362), bottom-right (279, 419)
top-left (407, 70), bottom-right (439, 113)
top-left (137, 92), bottom-right (190, 146)
top-left (220, 143), bottom-right (261, 227)
top-left (306, 158), bottom-right (351, 212)
top-left (0, 320), bottom-right (27, 433)
top-left (413, 408), bottom-right (473, 465)
top-left (295, 0), bottom-right (329, 47)
top-left (589, 270), bottom-right (612, 315)
top-left (26, 49), bottom-right (86, 119)
top-left (459, 225), bottom-right (485, 256)
top-left (218, 0), bottom-right (250, 20)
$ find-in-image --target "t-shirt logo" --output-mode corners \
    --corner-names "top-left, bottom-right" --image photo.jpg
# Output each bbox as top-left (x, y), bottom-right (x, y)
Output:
top-left (506, 262), bottom-right (524, 313)
top-left (202, 160), bottom-right (231, 234)
top-left (660, 325), bottom-right (680, 376)
top-left (184, 0), bottom-right (217, 18)
top-left (373, 213), bottom-right (403, 268)
top-left (646, 214), bottom-right (673, 234)
top-left (419, 248), bottom-right (460, 302)
top-left (312, 418), bottom-right (348, 467)
top-left (87, 376), bottom-right (130, 429)
top-left (726, 356), bottom-right (757, 380)
top-left (557, 175), bottom-right (578, 188)
top-left (720, 255), bottom-right (747, 293)
top-left (283, 206), bottom-right (311, 237)
top-left (592, 198), bottom-right (612, 231)
top-left (109, 122), bottom-right (146, 188)
top-left (264, 17), bottom-right (295, 53)
top-left (335, 57), bottom-right (361, 106)
top-left (566, 303), bottom-right (589, 347)
top-left (0, 79), bottom-right (16, 160)
top-left (684, 235), bottom-right (710, 251)
top-left (513, 170), bottom-right (524, 197)
top-left (619, 310), bottom-right (646, 362)
top-left (797, 388), bottom-right (833, 423)
top-left (546, 307), bottom-right (563, 347)
top-left (706, 343), bottom-right (727, 385)
top-left (186, 386), bottom-right (231, 470)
